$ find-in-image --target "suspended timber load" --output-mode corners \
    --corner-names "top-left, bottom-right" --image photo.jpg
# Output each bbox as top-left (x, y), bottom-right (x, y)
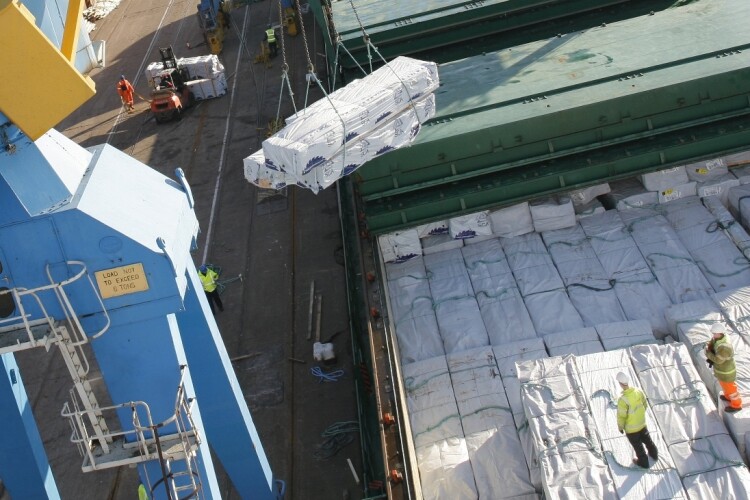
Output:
top-left (243, 56), bottom-right (439, 192)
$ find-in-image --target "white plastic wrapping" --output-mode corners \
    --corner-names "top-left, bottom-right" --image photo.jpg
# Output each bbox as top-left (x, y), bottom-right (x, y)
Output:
top-left (641, 166), bottom-right (690, 192)
top-left (605, 178), bottom-right (659, 210)
top-left (658, 181), bottom-right (697, 204)
top-left (685, 157), bottom-right (730, 183)
top-left (416, 220), bottom-right (449, 238)
top-left (619, 206), bottom-right (713, 303)
top-left (461, 239), bottom-right (536, 344)
top-left (385, 258), bottom-right (444, 364)
top-left (542, 224), bottom-right (627, 326)
top-left (529, 196), bottom-right (576, 232)
top-left (448, 348), bottom-right (537, 499)
top-left (421, 234), bottom-right (464, 255)
top-left (703, 196), bottom-right (750, 261)
top-left (379, 228), bottom-right (422, 263)
top-left (596, 320), bottom-right (658, 350)
top-left (500, 232), bottom-right (565, 296)
top-left (489, 202), bottom-right (534, 238)
top-left (661, 196), bottom-right (750, 292)
top-left (578, 211), bottom-right (673, 336)
top-left (448, 211), bottom-right (492, 240)
top-left (543, 327), bottom-right (604, 356)
top-left (696, 174), bottom-right (739, 207)
top-left (425, 250), bottom-right (489, 353)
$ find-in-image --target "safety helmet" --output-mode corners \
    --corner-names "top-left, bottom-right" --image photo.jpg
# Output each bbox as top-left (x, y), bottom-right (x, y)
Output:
top-left (616, 372), bottom-right (630, 385)
top-left (711, 323), bottom-right (725, 334)
top-left (199, 265), bottom-right (208, 273)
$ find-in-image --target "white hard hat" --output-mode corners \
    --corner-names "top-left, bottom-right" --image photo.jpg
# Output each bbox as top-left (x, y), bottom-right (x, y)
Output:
top-left (711, 323), bottom-right (725, 334)
top-left (616, 372), bottom-right (630, 385)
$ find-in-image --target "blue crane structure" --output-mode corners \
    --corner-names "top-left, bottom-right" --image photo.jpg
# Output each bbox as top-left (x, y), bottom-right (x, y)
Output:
top-left (0, 0), bottom-right (282, 498)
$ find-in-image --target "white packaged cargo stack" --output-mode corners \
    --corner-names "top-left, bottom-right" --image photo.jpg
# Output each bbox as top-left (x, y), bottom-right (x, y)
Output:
top-left (260, 94), bottom-right (435, 193)
top-left (416, 220), bottom-right (448, 238)
top-left (187, 78), bottom-right (226, 100)
top-left (500, 233), bottom-right (584, 335)
top-left (421, 234), bottom-right (463, 255)
top-left (629, 343), bottom-right (750, 499)
top-left (685, 157), bottom-right (729, 182)
top-left (542, 224), bottom-right (627, 326)
top-left (242, 150), bottom-right (295, 190)
top-left (605, 177), bottom-right (659, 210)
top-left (259, 57), bottom-right (439, 192)
top-left (529, 196), bottom-right (576, 232)
top-left (641, 166), bottom-right (690, 192)
top-left (696, 174), bottom-right (739, 206)
top-left (425, 249), bottom-right (489, 353)
top-left (144, 61), bottom-right (164, 88)
top-left (619, 205), bottom-right (713, 303)
top-left (567, 183), bottom-right (610, 206)
top-left (596, 320), bottom-right (658, 350)
top-left (728, 183), bottom-right (750, 232)
top-left (542, 327), bottom-right (603, 356)
top-left (576, 349), bottom-right (685, 499)
top-left (494, 339), bottom-right (548, 491)
top-left (448, 348), bottom-right (538, 499)
top-left (461, 239), bottom-right (536, 344)
top-left (517, 355), bottom-right (616, 499)
top-left (703, 195), bottom-right (750, 259)
top-left (489, 202), bottom-right (534, 238)
top-left (378, 228), bottom-right (421, 263)
top-left (448, 211), bottom-right (492, 240)
top-left (403, 356), bottom-right (478, 499)
top-left (661, 196), bottom-right (750, 292)
top-left (579, 210), bottom-right (672, 336)
top-left (658, 181), bottom-right (697, 204)
top-left (385, 258), bottom-right (444, 364)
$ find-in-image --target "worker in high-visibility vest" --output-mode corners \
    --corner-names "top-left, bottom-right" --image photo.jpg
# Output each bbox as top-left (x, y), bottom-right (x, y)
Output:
top-left (616, 371), bottom-right (658, 468)
top-left (706, 323), bottom-right (742, 413)
top-left (264, 24), bottom-right (278, 57)
top-left (116, 75), bottom-right (135, 113)
top-left (198, 264), bottom-right (224, 314)
top-left (138, 483), bottom-right (150, 500)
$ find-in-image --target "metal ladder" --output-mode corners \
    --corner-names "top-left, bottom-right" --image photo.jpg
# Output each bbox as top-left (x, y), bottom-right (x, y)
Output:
top-left (63, 366), bottom-right (203, 498)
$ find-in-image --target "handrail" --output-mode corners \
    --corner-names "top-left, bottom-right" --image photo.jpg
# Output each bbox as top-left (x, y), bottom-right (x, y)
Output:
top-left (45, 260), bottom-right (111, 342)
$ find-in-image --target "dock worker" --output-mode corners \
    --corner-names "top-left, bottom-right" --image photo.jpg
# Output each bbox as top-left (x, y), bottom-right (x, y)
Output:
top-left (616, 371), bottom-right (658, 468)
top-left (117, 75), bottom-right (135, 112)
top-left (198, 264), bottom-right (224, 314)
top-left (264, 24), bottom-right (278, 57)
top-left (706, 323), bottom-right (742, 413)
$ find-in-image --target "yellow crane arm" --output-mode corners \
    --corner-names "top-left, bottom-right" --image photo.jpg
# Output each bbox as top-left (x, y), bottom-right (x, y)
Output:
top-left (0, 0), bottom-right (95, 141)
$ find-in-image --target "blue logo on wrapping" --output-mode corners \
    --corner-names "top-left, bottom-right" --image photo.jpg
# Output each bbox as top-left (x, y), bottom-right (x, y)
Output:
top-left (303, 156), bottom-right (326, 175)
top-left (376, 146), bottom-right (395, 156)
top-left (343, 163), bottom-right (359, 176)
top-left (345, 131), bottom-right (359, 143)
top-left (454, 230), bottom-right (477, 239)
top-left (265, 158), bottom-right (279, 171)
top-left (376, 111), bottom-right (391, 123)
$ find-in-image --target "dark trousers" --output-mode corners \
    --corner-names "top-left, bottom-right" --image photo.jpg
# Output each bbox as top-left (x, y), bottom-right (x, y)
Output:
top-left (626, 428), bottom-right (658, 468)
top-left (205, 289), bottom-right (224, 314)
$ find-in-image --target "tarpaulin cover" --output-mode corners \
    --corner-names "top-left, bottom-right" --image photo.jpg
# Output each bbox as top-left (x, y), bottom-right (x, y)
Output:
top-left (425, 249), bottom-right (489, 353)
top-left (461, 239), bottom-right (536, 344)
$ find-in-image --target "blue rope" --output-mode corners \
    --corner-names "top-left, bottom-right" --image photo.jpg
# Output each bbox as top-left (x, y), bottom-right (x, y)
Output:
top-left (311, 366), bottom-right (345, 383)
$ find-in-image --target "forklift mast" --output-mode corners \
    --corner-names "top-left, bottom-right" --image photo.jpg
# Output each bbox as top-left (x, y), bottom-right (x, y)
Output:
top-left (196, 0), bottom-right (229, 54)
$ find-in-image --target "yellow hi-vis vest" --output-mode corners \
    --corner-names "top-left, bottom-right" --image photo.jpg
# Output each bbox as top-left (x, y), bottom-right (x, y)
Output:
top-left (266, 28), bottom-right (276, 44)
top-left (617, 387), bottom-right (647, 434)
top-left (707, 334), bottom-right (737, 382)
top-left (199, 268), bottom-right (219, 292)
top-left (138, 483), bottom-right (150, 500)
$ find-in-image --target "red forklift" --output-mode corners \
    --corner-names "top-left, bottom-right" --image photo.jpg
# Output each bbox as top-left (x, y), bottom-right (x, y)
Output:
top-left (150, 47), bottom-right (195, 123)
